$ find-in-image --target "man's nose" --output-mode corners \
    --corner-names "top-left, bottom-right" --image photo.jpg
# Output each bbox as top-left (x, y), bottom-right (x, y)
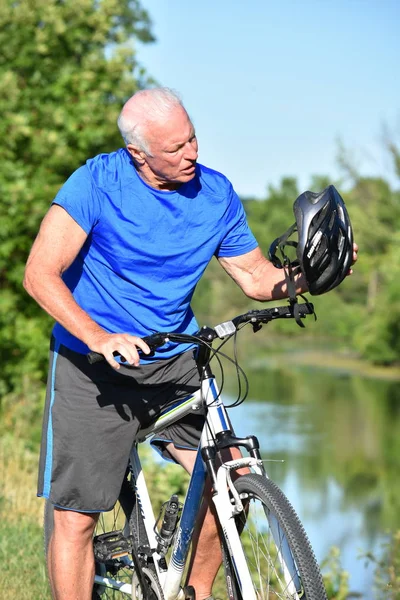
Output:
top-left (185, 141), bottom-right (198, 161)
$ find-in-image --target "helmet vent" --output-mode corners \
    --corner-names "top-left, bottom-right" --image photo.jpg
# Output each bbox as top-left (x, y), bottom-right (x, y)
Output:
top-left (309, 201), bottom-right (330, 235)
top-left (307, 229), bottom-right (323, 259)
top-left (338, 229), bottom-right (345, 256)
top-left (309, 234), bottom-right (327, 266)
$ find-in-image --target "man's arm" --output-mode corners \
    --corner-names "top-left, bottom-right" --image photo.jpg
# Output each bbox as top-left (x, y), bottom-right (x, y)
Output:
top-left (219, 244), bottom-right (358, 301)
top-left (218, 247), bottom-right (307, 301)
top-left (24, 205), bottom-right (149, 369)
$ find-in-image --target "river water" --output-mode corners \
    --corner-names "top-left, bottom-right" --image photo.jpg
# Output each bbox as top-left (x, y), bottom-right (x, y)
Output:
top-left (225, 363), bottom-right (400, 599)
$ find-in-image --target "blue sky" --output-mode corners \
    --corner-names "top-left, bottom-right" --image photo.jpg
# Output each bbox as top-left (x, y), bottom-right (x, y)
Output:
top-left (137, 0), bottom-right (400, 198)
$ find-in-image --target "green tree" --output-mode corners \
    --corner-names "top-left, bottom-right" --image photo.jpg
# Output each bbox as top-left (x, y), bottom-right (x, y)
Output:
top-left (0, 0), bottom-right (155, 422)
top-left (245, 177), bottom-right (300, 250)
top-left (354, 230), bottom-right (400, 364)
top-left (336, 138), bottom-right (400, 363)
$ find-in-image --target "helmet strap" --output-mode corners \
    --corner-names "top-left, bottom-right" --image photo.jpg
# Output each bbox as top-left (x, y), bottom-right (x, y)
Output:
top-left (269, 223), bottom-right (310, 328)
top-left (283, 260), bottom-right (306, 328)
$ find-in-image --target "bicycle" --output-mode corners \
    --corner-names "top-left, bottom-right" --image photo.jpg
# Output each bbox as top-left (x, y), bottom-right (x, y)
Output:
top-left (44, 301), bottom-right (328, 600)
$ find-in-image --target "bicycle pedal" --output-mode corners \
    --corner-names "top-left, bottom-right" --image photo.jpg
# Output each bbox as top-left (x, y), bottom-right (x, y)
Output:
top-left (109, 550), bottom-right (129, 559)
top-left (94, 529), bottom-right (125, 541)
top-left (93, 530), bottom-right (132, 562)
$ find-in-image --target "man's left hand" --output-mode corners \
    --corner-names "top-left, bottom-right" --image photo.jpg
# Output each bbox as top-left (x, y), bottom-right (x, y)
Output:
top-left (348, 242), bottom-right (359, 275)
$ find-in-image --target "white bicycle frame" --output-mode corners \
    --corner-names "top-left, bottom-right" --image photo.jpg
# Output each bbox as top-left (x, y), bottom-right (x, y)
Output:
top-left (93, 372), bottom-right (300, 600)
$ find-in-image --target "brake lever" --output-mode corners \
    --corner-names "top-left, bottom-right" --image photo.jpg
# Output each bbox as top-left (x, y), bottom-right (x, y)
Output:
top-left (251, 322), bottom-right (263, 333)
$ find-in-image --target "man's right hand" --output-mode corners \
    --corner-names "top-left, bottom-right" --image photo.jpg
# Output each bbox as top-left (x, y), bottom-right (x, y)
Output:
top-left (86, 331), bottom-right (151, 370)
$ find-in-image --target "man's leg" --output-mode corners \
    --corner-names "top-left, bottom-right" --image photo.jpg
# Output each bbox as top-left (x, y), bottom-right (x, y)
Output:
top-left (38, 345), bottom-right (145, 599)
top-left (166, 443), bottom-right (245, 600)
top-left (47, 507), bottom-right (99, 600)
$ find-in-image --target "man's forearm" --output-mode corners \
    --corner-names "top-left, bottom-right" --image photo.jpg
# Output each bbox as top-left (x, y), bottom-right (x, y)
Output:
top-left (264, 268), bottom-right (308, 302)
top-left (240, 260), bottom-right (308, 302)
top-left (218, 249), bottom-right (308, 302)
top-left (23, 271), bottom-right (105, 348)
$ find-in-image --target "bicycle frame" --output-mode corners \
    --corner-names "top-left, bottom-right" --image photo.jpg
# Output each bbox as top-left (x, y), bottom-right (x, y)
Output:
top-left (88, 302), bottom-right (318, 599)
top-left (94, 372), bottom-right (265, 600)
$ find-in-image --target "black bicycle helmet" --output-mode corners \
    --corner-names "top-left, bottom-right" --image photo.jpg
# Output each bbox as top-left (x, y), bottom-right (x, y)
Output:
top-left (269, 185), bottom-right (354, 296)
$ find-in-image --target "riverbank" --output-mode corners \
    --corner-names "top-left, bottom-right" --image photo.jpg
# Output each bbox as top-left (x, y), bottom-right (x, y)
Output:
top-left (252, 347), bottom-right (400, 381)
top-left (221, 329), bottom-right (400, 382)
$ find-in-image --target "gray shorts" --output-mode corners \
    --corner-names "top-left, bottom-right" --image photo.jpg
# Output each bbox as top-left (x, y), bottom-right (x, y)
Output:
top-left (38, 337), bottom-right (203, 512)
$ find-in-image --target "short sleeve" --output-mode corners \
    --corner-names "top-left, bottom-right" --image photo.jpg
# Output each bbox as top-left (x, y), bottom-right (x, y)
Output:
top-left (52, 165), bottom-right (101, 234)
top-left (216, 185), bottom-right (259, 258)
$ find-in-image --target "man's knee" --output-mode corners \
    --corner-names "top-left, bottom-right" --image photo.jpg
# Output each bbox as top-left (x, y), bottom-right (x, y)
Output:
top-left (53, 507), bottom-right (99, 542)
top-left (165, 443), bottom-right (197, 474)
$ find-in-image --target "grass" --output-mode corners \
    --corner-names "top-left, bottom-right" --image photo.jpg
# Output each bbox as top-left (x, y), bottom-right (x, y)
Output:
top-left (0, 434), bottom-right (51, 599)
top-left (0, 520), bottom-right (50, 599)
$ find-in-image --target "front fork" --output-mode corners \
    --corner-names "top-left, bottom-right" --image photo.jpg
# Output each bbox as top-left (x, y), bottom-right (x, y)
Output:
top-left (209, 447), bottom-right (301, 600)
top-left (209, 454), bottom-right (264, 600)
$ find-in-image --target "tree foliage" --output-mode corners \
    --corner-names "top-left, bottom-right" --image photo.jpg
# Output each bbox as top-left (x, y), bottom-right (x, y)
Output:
top-left (0, 0), bottom-right (154, 401)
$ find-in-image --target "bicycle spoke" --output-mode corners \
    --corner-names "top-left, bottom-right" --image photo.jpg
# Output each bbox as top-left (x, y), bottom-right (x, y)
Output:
top-left (94, 502), bottom-right (134, 599)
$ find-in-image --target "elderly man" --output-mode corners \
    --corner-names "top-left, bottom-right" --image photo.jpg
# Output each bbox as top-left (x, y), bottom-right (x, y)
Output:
top-left (24, 87), bottom-right (357, 600)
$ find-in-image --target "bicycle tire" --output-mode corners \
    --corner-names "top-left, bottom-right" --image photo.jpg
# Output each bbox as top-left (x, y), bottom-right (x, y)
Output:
top-left (221, 473), bottom-right (327, 600)
top-left (43, 471), bottom-right (152, 599)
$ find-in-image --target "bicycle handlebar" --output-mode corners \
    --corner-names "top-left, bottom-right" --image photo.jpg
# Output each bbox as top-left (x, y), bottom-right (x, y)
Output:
top-left (87, 301), bottom-right (314, 365)
top-left (231, 301), bottom-right (313, 327)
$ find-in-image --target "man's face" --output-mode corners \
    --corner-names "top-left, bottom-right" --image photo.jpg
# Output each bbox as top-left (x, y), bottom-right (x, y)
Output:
top-left (130, 106), bottom-right (198, 189)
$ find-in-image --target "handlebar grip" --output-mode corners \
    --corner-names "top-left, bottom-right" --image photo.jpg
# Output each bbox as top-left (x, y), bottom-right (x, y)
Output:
top-left (267, 302), bottom-right (314, 319)
top-left (87, 351), bottom-right (106, 364)
top-left (86, 333), bottom-right (169, 365)
top-left (297, 302), bottom-right (314, 315)
top-left (141, 332), bottom-right (169, 350)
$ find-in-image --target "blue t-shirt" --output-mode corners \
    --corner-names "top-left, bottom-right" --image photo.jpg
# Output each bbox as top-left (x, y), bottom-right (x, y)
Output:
top-left (52, 148), bottom-right (258, 360)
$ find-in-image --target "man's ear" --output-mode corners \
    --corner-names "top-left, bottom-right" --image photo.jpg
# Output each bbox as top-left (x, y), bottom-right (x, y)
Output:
top-left (127, 144), bottom-right (146, 165)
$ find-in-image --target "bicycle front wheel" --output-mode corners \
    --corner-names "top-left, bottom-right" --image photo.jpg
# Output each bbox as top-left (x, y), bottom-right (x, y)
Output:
top-left (223, 473), bottom-right (327, 600)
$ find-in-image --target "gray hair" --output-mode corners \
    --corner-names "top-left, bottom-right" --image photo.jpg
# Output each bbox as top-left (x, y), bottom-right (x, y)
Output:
top-left (117, 87), bottom-right (185, 155)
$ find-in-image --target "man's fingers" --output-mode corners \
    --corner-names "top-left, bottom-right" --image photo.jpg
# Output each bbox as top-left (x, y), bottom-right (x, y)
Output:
top-left (91, 334), bottom-right (152, 369)
top-left (104, 352), bottom-right (121, 370)
top-left (115, 337), bottom-right (151, 364)
top-left (133, 337), bottom-right (151, 355)
top-left (352, 242), bottom-right (359, 264)
top-left (116, 342), bottom-right (141, 366)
